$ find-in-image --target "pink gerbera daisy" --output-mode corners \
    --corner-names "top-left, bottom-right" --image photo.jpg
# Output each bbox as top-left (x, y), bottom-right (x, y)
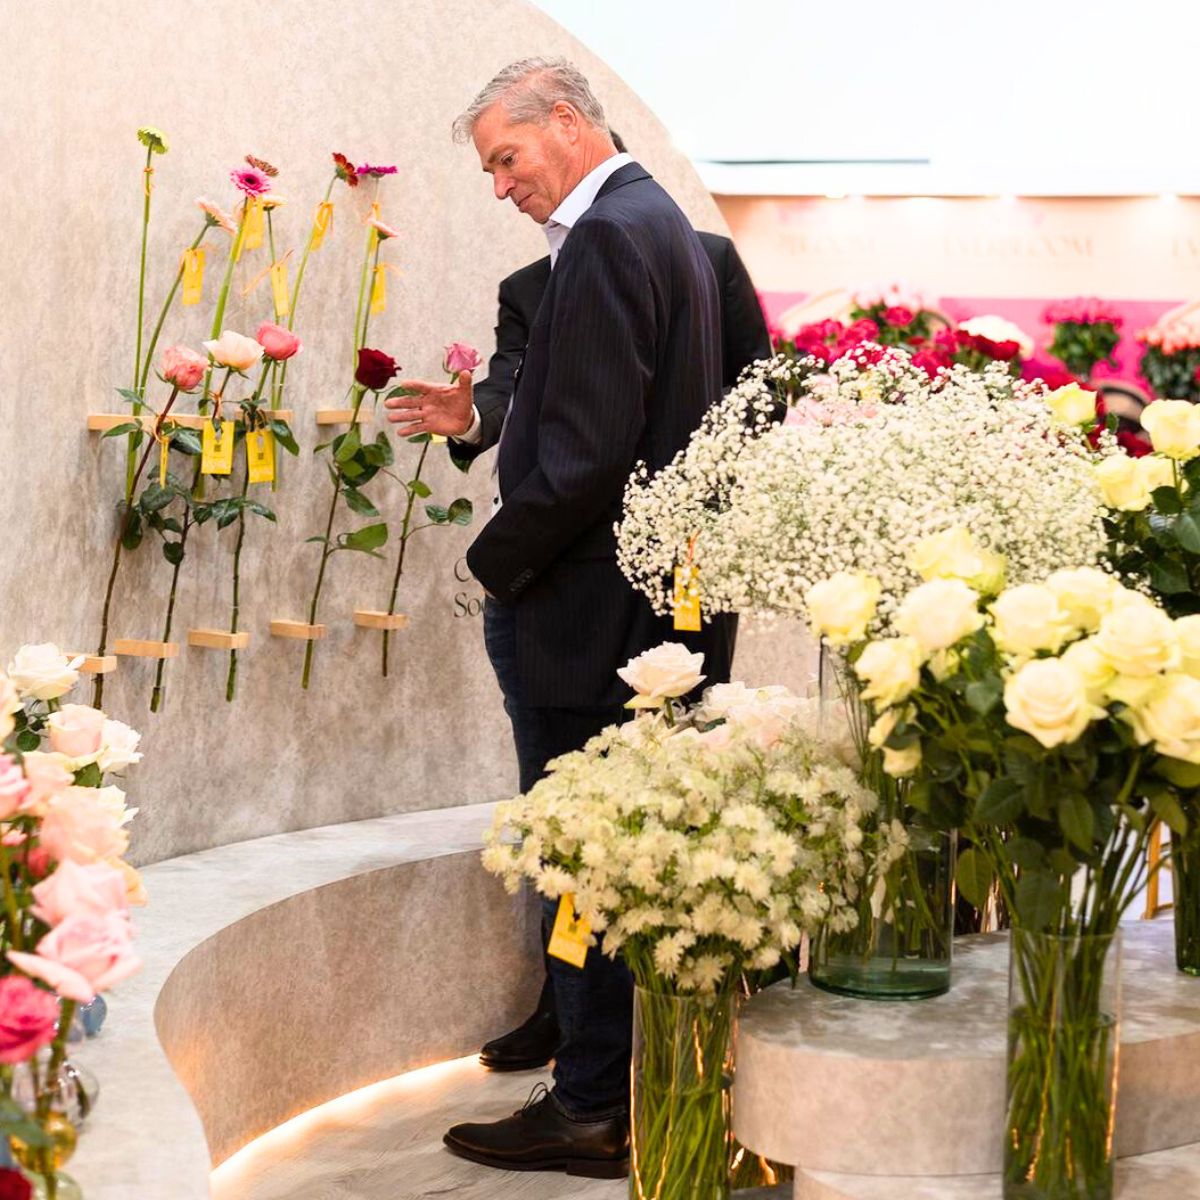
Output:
top-left (356, 163), bottom-right (398, 178)
top-left (230, 167), bottom-right (270, 196)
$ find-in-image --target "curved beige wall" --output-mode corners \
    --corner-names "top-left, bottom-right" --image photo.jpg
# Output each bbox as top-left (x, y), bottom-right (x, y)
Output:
top-left (0, 0), bottom-right (736, 863)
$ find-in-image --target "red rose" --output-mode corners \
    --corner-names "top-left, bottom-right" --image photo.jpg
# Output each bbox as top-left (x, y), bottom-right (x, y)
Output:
top-left (1193, 365), bottom-right (1200, 383)
top-left (355, 348), bottom-right (399, 392)
top-left (884, 306), bottom-right (914, 327)
top-left (0, 1170), bottom-right (31, 1200)
top-left (845, 318), bottom-right (879, 343)
top-left (911, 350), bottom-right (948, 379)
top-left (0, 977), bottom-right (58, 1065)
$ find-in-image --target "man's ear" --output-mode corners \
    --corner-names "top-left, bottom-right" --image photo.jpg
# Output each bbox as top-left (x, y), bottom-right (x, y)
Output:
top-left (552, 101), bottom-right (582, 143)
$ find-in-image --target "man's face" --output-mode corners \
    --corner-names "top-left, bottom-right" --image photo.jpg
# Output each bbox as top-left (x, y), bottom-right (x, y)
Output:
top-left (473, 103), bottom-right (577, 225)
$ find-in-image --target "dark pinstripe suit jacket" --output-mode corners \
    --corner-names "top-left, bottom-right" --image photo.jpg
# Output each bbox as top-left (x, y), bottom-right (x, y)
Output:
top-left (463, 162), bottom-right (733, 708)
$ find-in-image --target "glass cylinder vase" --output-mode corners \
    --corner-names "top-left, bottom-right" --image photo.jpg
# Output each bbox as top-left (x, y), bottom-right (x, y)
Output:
top-left (630, 985), bottom-right (733, 1200)
top-left (1172, 832), bottom-right (1200, 976)
top-left (1004, 928), bottom-right (1122, 1200)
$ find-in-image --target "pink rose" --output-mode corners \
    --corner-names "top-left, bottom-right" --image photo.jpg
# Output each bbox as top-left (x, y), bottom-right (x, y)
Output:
top-left (0, 756), bottom-right (30, 821)
top-left (0, 976), bottom-right (59, 1064)
top-left (39, 790), bottom-right (128, 865)
top-left (8, 912), bottom-right (140, 1003)
top-left (444, 342), bottom-right (483, 376)
top-left (256, 322), bottom-right (302, 362)
top-left (47, 705), bottom-right (106, 760)
top-left (883, 306), bottom-right (914, 327)
top-left (31, 860), bottom-right (129, 927)
top-left (19, 754), bottom-right (72, 815)
top-left (160, 345), bottom-right (207, 392)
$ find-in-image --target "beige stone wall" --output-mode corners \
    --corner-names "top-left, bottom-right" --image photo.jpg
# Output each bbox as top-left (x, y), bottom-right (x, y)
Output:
top-left (0, 0), bottom-right (807, 863)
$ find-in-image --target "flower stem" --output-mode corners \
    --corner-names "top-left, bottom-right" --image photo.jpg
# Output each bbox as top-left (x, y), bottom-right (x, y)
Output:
top-left (128, 146), bottom-right (155, 501)
top-left (225, 465), bottom-right (250, 703)
top-left (351, 224), bottom-right (376, 371)
top-left (150, 510), bottom-right (191, 714)
top-left (382, 442), bottom-right (430, 677)
top-left (138, 222), bottom-right (210, 396)
top-left (0, 841), bottom-right (24, 953)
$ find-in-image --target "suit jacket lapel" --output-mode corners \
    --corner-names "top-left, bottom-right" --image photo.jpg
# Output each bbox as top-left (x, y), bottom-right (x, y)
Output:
top-left (595, 161), bottom-right (650, 201)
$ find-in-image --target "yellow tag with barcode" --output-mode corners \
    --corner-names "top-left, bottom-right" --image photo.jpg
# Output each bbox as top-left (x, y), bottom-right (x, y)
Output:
top-left (246, 429), bottom-right (276, 484)
top-left (547, 894), bottom-right (591, 968)
top-left (181, 248), bottom-right (205, 306)
top-left (673, 565), bottom-right (702, 632)
top-left (159, 435), bottom-right (170, 486)
top-left (270, 261), bottom-right (290, 318)
top-left (201, 419), bottom-right (236, 475)
top-left (242, 196), bottom-right (265, 250)
top-left (369, 262), bottom-right (386, 314)
top-left (311, 201), bottom-right (334, 250)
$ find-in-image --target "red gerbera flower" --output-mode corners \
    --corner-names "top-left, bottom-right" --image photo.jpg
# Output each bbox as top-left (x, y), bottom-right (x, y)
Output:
top-left (332, 152), bottom-right (359, 187)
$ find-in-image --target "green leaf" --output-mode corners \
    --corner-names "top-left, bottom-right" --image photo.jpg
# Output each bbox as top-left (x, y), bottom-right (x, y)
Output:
top-left (1014, 870), bottom-right (1066, 930)
top-left (1151, 486), bottom-right (1184, 515)
top-left (409, 479), bottom-right (432, 498)
top-left (1150, 559), bottom-right (1191, 595)
top-left (1057, 792), bottom-right (1095, 851)
top-left (955, 847), bottom-right (995, 909)
top-left (15, 729), bottom-right (39, 753)
top-left (342, 487), bottom-right (379, 517)
top-left (1177, 513), bottom-right (1200, 554)
top-left (216, 505), bottom-right (241, 530)
top-left (139, 482), bottom-right (174, 512)
top-left (1158, 757), bottom-right (1200, 789)
top-left (425, 504), bottom-right (450, 524)
top-left (407, 433), bottom-right (432, 444)
top-left (248, 502), bottom-right (277, 522)
top-left (1151, 791), bottom-right (1189, 836)
top-left (334, 426), bottom-right (362, 464)
top-left (121, 508), bottom-right (144, 550)
top-left (385, 385), bottom-right (420, 401)
top-left (343, 522), bottom-right (388, 552)
top-left (102, 421), bottom-right (142, 438)
top-left (171, 428), bottom-right (203, 456)
top-left (270, 420), bottom-right (300, 457)
top-left (1006, 836), bottom-right (1047, 870)
top-left (163, 541), bottom-right (185, 565)
top-left (448, 498), bottom-right (474, 526)
top-left (973, 777), bottom-right (1024, 825)
top-left (74, 763), bottom-right (102, 788)
top-left (304, 536), bottom-right (330, 545)
top-left (115, 387), bottom-right (145, 405)
top-left (965, 678), bottom-right (1002, 717)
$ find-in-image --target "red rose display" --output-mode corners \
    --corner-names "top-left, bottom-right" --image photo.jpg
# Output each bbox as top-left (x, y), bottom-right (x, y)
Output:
top-left (883, 305), bottom-right (914, 327)
top-left (355, 347), bottom-right (399, 392)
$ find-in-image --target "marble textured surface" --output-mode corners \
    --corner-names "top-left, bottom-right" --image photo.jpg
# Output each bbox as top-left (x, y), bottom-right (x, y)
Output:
top-left (0, 0), bottom-right (813, 866)
top-left (734, 921), bottom-right (1200, 1176)
top-left (68, 802), bottom-right (542, 1197)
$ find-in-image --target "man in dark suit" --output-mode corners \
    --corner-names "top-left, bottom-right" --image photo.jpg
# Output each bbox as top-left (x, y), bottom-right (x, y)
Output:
top-left (386, 57), bottom-right (740, 1178)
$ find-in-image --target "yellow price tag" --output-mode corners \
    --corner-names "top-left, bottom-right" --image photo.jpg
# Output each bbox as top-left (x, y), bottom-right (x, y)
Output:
top-left (246, 428), bottom-right (276, 485)
top-left (270, 261), bottom-right (290, 318)
top-left (369, 262), bottom-right (386, 315)
top-left (673, 564), bottom-right (702, 632)
top-left (159, 434), bottom-right (170, 486)
top-left (181, 248), bottom-right (205, 306)
top-left (200, 419), bottom-right (236, 475)
top-left (311, 201), bottom-right (334, 250)
top-left (242, 196), bottom-right (265, 251)
top-left (547, 893), bottom-right (591, 969)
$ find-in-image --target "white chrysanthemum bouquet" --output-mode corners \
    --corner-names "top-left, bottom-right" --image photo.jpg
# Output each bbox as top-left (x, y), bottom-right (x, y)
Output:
top-left (482, 644), bottom-right (905, 996)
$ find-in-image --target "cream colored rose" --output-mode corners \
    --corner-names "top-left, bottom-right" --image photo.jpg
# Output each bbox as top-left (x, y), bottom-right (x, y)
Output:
top-left (1122, 673), bottom-right (1200, 763)
top-left (1045, 567), bottom-right (1121, 632)
top-left (805, 572), bottom-right (882, 645)
top-left (1094, 456), bottom-right (1150, 512)
top-left (96, 720), bottom-right (143, 775)
top-left (1176, 615), bottom-right (1200, 678)
top-left (1060, 637), bottom-right (1117, 705)
top-left (927, 648), bottom-right (961, 682)
top-left (894, 579), bottom-right (984, 652)
top-left (618, 643), bottom-right (706, 708)
top-left (7, 644), bottom-right (81, 702)
top-left (854, 637), bottom-right (923, 706)
top-left (882, 743), bottom-right (922, 777)
top-left (908, 527), bottom-right (1005, 594)
top-left (1004, 658), bottom-right (1102, 748)
top-left (1141, 400), bottom-right (1200, 461)
top-left (1044, 383), bottom-right (1097, 426)
top-left (989, 584), bottom-right (1075, 658)
top-left (202, 329), bottom-right (264, 372)
top-left (47, 704), bottom-right (106, 761)
top-left (1134, 454), bottom-right (1175, 499)
top-left (1095, 600), bottom-right (1181, 677)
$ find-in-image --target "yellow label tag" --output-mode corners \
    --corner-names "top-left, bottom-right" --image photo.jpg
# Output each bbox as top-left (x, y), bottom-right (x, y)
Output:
top-left (311, 201), bottom-right (334, 250)
top-left (181, 248), bottom-right (205, 306)
top-left (430, 434), bottom-right (447, 444)
top-left (270, 261), bottom-right (290, 318)
top-left (200, 419), bottom-right (236, 475)
top-left (673, 565), bottom-right (702, 632)
top-left (547, 893), bottom-right (591, 969)
top-left (369, 262), bottom-right (386, 315)
top-left (242, 196), bottom-right (265, 251)
top-left (159, 435), bottom-right (170, 486)
top-left (246, 428), bottom-right (276, 484)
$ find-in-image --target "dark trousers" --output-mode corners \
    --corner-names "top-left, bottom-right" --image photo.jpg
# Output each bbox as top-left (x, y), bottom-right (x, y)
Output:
top-left (483, 599), bottom-right (634, 1117)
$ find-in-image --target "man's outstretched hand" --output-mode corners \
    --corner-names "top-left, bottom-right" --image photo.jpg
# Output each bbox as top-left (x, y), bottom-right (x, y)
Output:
top-left (384, 371), bottom-right (474, 438)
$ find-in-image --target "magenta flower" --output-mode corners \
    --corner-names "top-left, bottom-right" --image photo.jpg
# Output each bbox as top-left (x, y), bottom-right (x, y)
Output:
top-left (230, 167), bottom-right (271, 196)
top-left (356, 163), bottom-right (398, 177)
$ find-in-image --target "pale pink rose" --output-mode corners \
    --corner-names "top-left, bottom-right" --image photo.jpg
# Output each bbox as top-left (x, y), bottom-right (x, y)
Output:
top-left (0, 975), bottom-right (60, 1064)
top-left (0, 756), bottom-right (30, 821)
top-left (31, 860), bottom-right (129, 927)
top-left (47, 705), bottom-right (106, 760)
top-left (370, 217), bottom-right (400, 240)
top-left (160, 345), bottom-right (207, 392)
top-left (256, 322), bottom-right (302, 362)
top-left (39, 789), bottom-right (128, 865)
top-left (444, 342), bottom-right (483, 376)
top-left (8, 912), bottom-right (141, 1003)
top-left (19, 754), bottom-right (73, 815)
top-left (202, 330), bottom-right (264, 372)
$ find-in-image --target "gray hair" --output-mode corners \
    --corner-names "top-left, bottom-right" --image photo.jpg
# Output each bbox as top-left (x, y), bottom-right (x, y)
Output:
top-left (452, 57), bottom-right (607, 143)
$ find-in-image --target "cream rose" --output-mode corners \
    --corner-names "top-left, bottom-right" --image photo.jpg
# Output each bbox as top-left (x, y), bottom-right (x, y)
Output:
top-left (202, 329), bottom-right (264, 373)
top-left (907, 527), bottom-right (1006, 594)
top-left (1044, 383), bottom-right (1098, 426)
top-left (1045, 567), bottom-right (1121, 632)
top-left (1141, 400), bottom-right (1200, 461)
top-left (7, 645), bottom-right (80, 702)
top-left (1004, 658), bottom-right (1102, 748)
top-left (1060, 637), bottom-right (1117, 705)
top-left (894, 579), bottom-right (984, 653)
top-left (1123, 673), bottom-right (1200, 763)
top-left (47, 705), bottom-right (107, 761)
top-left (805, 572), bottom-right (882, 645)
top-left (989, 584), bottom-right (1075, 658)
top-left (617, 643), bottom-right (706, 708)
top-left (1134, 454), bottom-right (1175, 499)
top-left (96, 720), bottom-right (143, 775)
top-left (1095, 600), bottom-right (1181, 677)
top-left (1176, 615), bottom-right (1200, 678)
top-left (854, 637), bottom-right (923, 706)
top-left (882, 743), bottom-right (922, 777)
top-left (1094, 456), bottom-right (1152, 512)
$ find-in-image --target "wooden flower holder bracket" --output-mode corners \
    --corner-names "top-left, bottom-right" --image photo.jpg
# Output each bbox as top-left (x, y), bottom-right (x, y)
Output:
top-left (269, 620), bottom-right (326, 641)
top-left (187, 628), bottom-right (251, 651)
top-left (67, 654), bottom-right (117, 675)
top-left (353, 610), bottom-right (409, 631)
top-left (113, 639), bottom-right (179, 659)
top-left (87, 412), bottom-right (294, 432)
top-left (315, 410), bottom-right (373, 425)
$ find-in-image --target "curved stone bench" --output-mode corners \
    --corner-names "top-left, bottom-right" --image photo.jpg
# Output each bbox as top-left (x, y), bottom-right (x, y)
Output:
top-left (65, 803), bottom-right (540, 1198)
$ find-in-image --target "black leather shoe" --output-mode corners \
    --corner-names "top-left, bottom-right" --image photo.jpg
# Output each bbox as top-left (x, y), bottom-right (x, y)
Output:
top-left (444, 1084), bottom-right (629, 1178)
top-left (479, 987), bottom-right (560, 1071)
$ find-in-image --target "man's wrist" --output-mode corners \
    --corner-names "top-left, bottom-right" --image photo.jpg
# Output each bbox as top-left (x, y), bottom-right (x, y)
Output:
top-left (452, 405), bottom-right (483, 444)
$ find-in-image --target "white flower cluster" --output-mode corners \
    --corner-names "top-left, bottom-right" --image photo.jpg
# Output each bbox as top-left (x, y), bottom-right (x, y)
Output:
top-left (482, 685), bottom-right (907, 994)
top-left (617, 349), bottom-right (1110, 632)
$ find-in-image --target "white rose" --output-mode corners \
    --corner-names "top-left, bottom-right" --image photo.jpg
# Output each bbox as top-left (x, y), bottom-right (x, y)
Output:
top-left (882, 743), bottom-right (922, 777)
top-left (957, 314), bottom-right (1035, 359)
top-left (989, 584), bottom-right (1075, 657)
top-left (854, 637), bottom-right (923, 706)
top-left (7, 644), bottom-right (81, 702)
top-left (96, 720), bottom-right (143, 775)
top-left (1134, 454), bottom-right (1176, 499)
top-left (1095, 600), bottom-right (1181, 677)
top-left (1122, 673), bottom-right (1200, 764)
top-left (894, 579), bottom-right (984, 652)
top-left (1060, 638), bottom-right (1117, 705)
top-left (867, 707), bottom-right (899, 750)
top-left (908, 527), bottom-right (1006, 594)
top-left (202, 329), bottom-right (264, 373)
top-left (805, 572), bottom-right (882, 645)
top-left (1044, 383), bottom-right (1097, 426)
top-left (617, 642), bottom-right (706, 707)
top-left (1176, 615), bottom-right (1200, 679)
top-left (1094, 456), bottom-right (1147, 511)
top-left (1004, 658), bottom-right (1102, 748)
top-left (1045, 568), bottom-right (1121, 632)
top-left (1141, 400), bottom-right (1200, 461)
